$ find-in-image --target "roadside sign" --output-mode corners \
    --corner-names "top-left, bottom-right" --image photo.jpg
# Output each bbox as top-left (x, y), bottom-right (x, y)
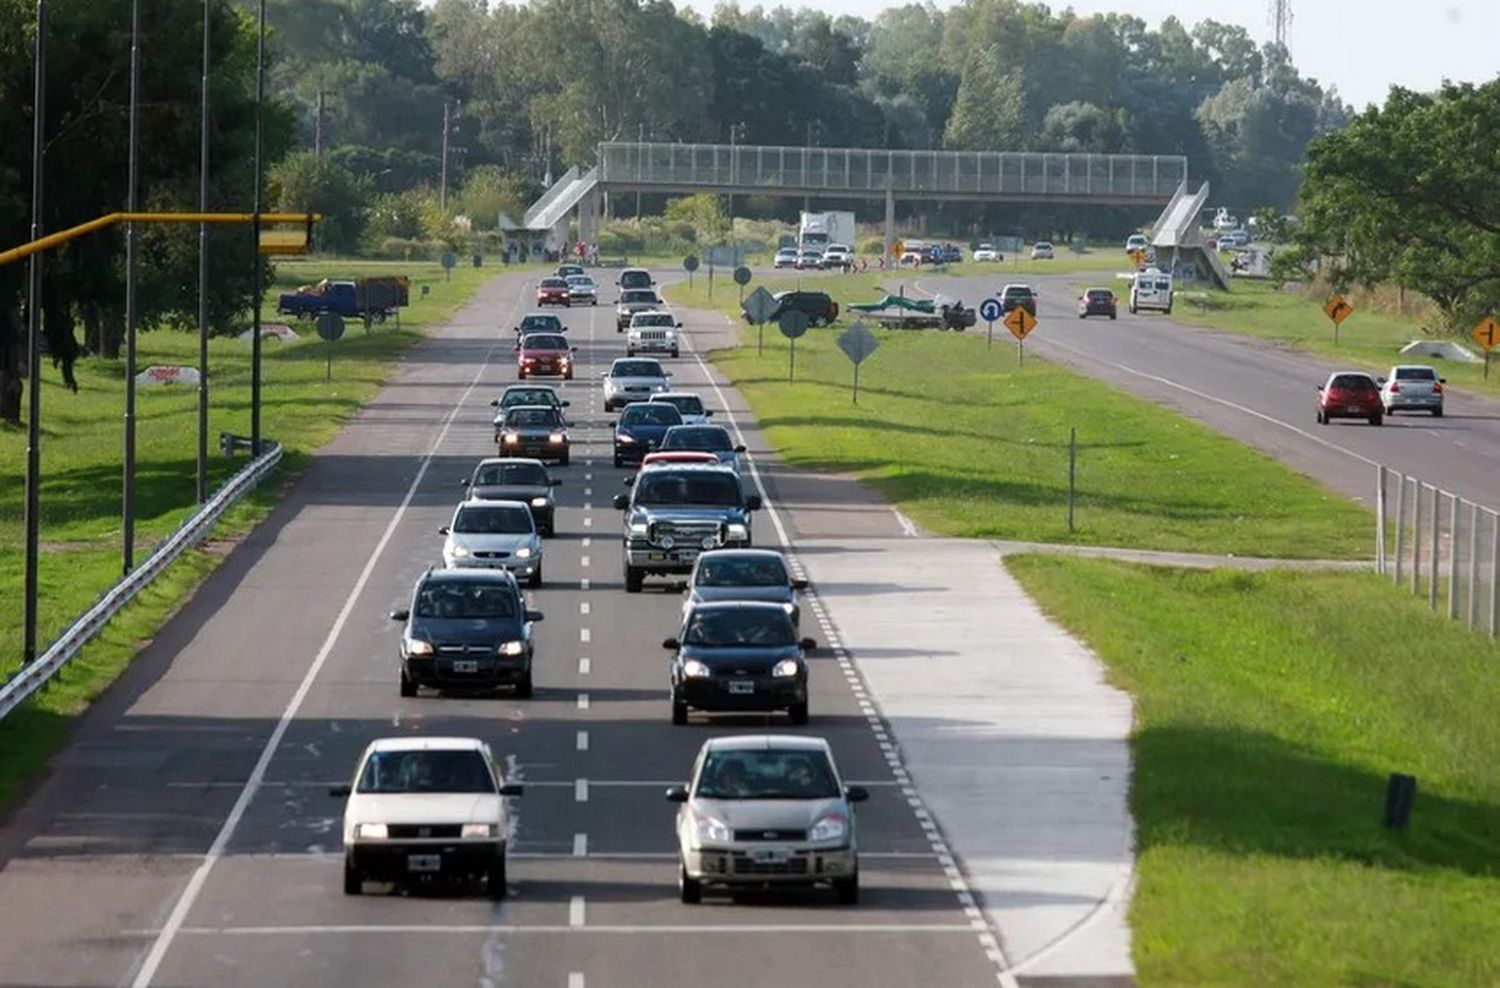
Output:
top-left (733, 266), bottom-right (752, 286)
top-left (889, 239), bottom-right (904, 258)
top-left (838, 321), bottom-right (879, 404)
top-left (1471, 316), bottom-right (1498, 352)
top-left (978, 298), bottom-right (1002, 322)
top-left (1128, 248), bottom-right (1147, 268)
top-left (683, 255), bottom-right (700, 272)
top-left (441, 251), bottom-right (457, 281)
top-left (743, 286), bottom-right (777, 325)
top-left (778, 310), bottom-right (810, 340)
top-left (316, 312), bottom-right (346, 342)
top-left (134, 365), bottom-right (201, 386)
top-left (1004, 306), bottom-right (1037, 340)
top-left (1323, 294), bottom-right (1353, 326)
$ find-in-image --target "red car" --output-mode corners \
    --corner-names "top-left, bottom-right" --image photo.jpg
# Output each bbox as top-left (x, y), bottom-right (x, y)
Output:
top-left (516, 332), bottom-right (575, 380)
top-left (1316, 371), bottom-right (1383, 426)
top-left (536, 277), bottom-right (571, 307)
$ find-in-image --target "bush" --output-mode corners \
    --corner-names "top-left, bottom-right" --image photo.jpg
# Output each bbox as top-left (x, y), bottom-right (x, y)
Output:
top-left (858, 235), bottom-right (886, 256)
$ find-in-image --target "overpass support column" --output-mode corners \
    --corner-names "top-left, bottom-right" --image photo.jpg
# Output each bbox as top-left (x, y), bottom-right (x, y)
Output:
top-left (883, 187), bottom-right (896, 258)
top-left (578, 188), bottom-right (600, 247)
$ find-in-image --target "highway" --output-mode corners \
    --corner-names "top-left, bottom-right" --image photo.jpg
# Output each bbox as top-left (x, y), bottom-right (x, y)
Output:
top-left (921, 268), bottom-right (1500, 516)
top-left (0, 270), bottom-right (1004, 988)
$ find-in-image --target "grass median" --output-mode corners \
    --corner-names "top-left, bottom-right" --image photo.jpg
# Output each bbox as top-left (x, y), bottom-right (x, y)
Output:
top-left (0, 257), bottom-right (495, 808)
top-left (665, 278), bottom-right (1373, 559)
top-left (1007, 555), bottom-right (1500, 986)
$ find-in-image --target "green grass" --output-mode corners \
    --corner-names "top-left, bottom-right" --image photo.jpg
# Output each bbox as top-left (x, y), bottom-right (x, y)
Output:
top-left (1169, 279), bottom-right (1500, 399)
top-left (1007, 555), bottom-right (1500, 986)
top-left (0, 256), bottom-right (493, 808)
top-left (664, 278), bottom-right (1374, 559)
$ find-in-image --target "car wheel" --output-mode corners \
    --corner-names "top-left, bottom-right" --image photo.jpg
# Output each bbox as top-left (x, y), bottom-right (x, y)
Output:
top-left (1109, 312), bottom-right (1117, 320)
top-left (1433, 407), bottom-right (1443, 418)
top-left (679, 863), bottom-right (702, 903)
top-left (1078, 313), bottom-right (1085, 319)
top-left (788, 701), bottom-right (809, 726)
top-left (625, 564), bottom-right (644, 594)
top-left (1165, 306), bottom-right (1173, 315)
top-left (514, 672), bottom-right (533, 700)
top-left (529, 563), bottom-right (543, 588)
top-left (670, 689), bottom-right (688, 725)
top-left (613, 452), bottom-right (624, 469)
top-left (343, 857), bottom-right (362, 896)
top-left (626, 348), bottom-right (634, 357)
top-left (1129, 305), bottom-right (1137, 315)
top-left (559, 450), bottom-right (570, 467)
top-left (833, 872), bottom-right (859, 905)
top-left (565, 371), bottom-right (573, 381)
top-left (671, 349), bottom-right (679, 358)
top-left (488, 850), bottom-right (508, 900)
top-left (517, 370), bottom-right (527, 380)
top-left (543, 522), bottom-right (555, 538)
top-left (399, 666), bottom-right (417, 698)
top-left (1370, 413), bottom-right (1383, 426)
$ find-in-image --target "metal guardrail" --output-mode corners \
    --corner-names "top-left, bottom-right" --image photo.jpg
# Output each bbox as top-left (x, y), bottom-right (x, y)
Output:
top-left (598, 142), bottom-right (1188, 201)
top-left (0, 441), bottom-right (284, 722)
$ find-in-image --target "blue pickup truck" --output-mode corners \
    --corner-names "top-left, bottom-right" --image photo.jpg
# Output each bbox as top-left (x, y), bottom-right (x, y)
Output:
top-left (276, 277), bottom-right (409, 323)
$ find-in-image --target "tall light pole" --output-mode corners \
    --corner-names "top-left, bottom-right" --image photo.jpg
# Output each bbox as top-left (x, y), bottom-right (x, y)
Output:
top-left (22, 0), bottom-right (48, 665)
top-left (122, 0), bottom-right (143, 574)
top-left (439, 99), bottom-right (451, 210)
top-left (250, 0), bottom-right (266, 457)
top-left (196, 0), bottom-right (211, 503)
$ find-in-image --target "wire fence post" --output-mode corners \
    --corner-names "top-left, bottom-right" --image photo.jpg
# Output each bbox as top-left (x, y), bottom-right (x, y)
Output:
top-left (1067, 427), bottom-right (1077, 534)
top-left (1490, 510), bottom-right (1499, 640)
top-left (1392, 473), bottom-right (1406, 586)
top-left (1467, 501), bottom-right (1480, 630)
top-left (1428, 486), bottom-right (1440, 611)
top-left (1411, 483), bottom-right (1423, 596)
top-left (1375, 464), bottom-right (1387, 575)
top-left (1447, 495), bottom-right (1460, 620)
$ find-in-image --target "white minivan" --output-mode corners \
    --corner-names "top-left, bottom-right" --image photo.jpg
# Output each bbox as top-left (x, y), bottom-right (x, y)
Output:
top-left (1129, 269), bottom-right (1173, 315)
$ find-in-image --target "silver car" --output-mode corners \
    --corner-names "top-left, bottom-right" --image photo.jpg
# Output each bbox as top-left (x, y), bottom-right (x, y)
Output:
top-left (649, 392), bottom-right (712, 425)
top-left (615, 288), bottom-right (663, 331)
top-left (667, 735), bottom-right (868, 904)
top-left (685, 548), bottom-right (806, 628)
top-left (602, 357), bottom-right (670, 411)
top-left (564, 275), bottom-right (597, 305)
top-left (1379, 364), bottom-right (1445, 417)
top-left (627, 310), bottom-right (680, 358)
top-left (440, 499), bottom-right (544, 587)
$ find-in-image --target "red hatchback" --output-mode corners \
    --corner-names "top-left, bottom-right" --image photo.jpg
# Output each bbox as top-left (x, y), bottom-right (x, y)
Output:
top-left (536, 277), bottom-right (571, 307)
top-left (1316, 371), bottom-right (1383, 426)
top-left (516, 333), bottom-right (575, 380)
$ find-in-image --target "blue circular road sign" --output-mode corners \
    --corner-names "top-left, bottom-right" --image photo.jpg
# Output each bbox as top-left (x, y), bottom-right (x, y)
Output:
top-left (979, 298), bottom-right (1003, 323)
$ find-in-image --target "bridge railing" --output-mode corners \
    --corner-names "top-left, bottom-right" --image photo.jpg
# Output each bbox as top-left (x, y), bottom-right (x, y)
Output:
top-left (598, 143), bottom-right (1187, 199)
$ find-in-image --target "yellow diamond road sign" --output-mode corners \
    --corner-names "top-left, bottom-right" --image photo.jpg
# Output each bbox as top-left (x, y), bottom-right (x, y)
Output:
top-left (1323, 294), bottom-right (1353, 326)
top-left (1003, 306), bottom-right (1037, 340)
top-left (1472, 316), bottom-right (1499, 352)
top-left (889, 239), bottom-right (904, 258)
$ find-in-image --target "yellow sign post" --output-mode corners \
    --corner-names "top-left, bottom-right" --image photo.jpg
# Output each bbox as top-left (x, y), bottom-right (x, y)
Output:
top-left (1473, 315), bottom-right (1499, 379)
top-left (0, 211), bottom-right (321, 267)
top-left (1323, 294), bottom-right (1353, 344)
top-left (1003, 306), bottom-right (1037, 364)
top-left (1128, 248), bottom-right (1147, 269)
top-left (889, 239), bottom-right (904, 259)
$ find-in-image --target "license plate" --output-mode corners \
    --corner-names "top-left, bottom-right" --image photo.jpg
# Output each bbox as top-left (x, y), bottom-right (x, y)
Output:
top-left (750, 847), bottom-right (790, 863)
top-left (407, 854), bottom-right (441, 873)
top-left (728, 680), bottom-right (755, 695)
top-left (1345, 405), bottom-right (1362, 413)
top-left (453, 660), bottom-right (479, 673)
top-left (648, 552), bottom-right (666, 561)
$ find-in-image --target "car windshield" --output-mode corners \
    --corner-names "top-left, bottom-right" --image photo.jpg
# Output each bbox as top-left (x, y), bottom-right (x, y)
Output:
top-left (663, 426), bottom-right (732, 451)
top-left (636, 471), bottom-right (742, 506)
top-left (566, 277), bottom-right (594, 288)
top-left (684, 607), bottom-right (796, 647)
top-left (540, 278), bottom-right (567, 288)
top-left (1394, 367), bottom-right (1437, 381)
top-left (501, 389), bottom-right (557, 408)
top-left (473, 462), bottom-right (548, 486)
top-left (621, 404), bottom-right (682, 426)
top-left (413, 582), bottom-right (518, 619)
top-left (621, 290), bottom-right (657, 304)
top-left (524, 335), bottom-right (568, 351)
top-left (357, 749), bottom-right (496, 795)
top-left (612, 360), bottom-right (662, 378)
top-left (519, 316), bottom-right (562, 332)
top-left (696, 555), bottom-right (787, 587)
top-left (635, 314), bottom-right (674, 327)
top-left (453, 505), bottom-right (533, 534)
top-left (1331, 375), bottom-right (1376, 391)
top-left (506, 407), bottom-right (562, 427)
top-left (620, 272), bottom-right (652, 289)
top-left (654, 395), bottom-right (704, 415)
top-left (695, 749), bottom-right (838, 801)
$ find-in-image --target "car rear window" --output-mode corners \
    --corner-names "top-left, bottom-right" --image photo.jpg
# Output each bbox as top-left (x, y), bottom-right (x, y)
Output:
top-left (620, 271), bottom-right (653, 289)
top-left (1331, 375), bottom-right (1376, 391)
top-left (1087, 290), bottom-right (1113, 300)
top-left (1003, 286), bottom-right (1033, 298)
top-left (1394, 367), bottom-right (1437, 381)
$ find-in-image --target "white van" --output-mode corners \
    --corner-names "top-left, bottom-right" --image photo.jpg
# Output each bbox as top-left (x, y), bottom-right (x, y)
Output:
top-left (1129, 269), bottom-right (1173, 315)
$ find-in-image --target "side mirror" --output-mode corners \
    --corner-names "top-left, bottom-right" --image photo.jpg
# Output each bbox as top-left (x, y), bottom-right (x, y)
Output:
top-left (791, 578), bottom-right (809, 590)
top-left (734, 444), bottom-right (747, 453)
top-left (571, 346), bottom-right (578, 352)
top-left (525, 609), bottom-right (544, 623)
top-left (704, 410), bottom-right (714, 416)
top-left (745, 494), bottom-right (763, 511)
top-left (328, 784), bottom-right (352, 798)
top-left (662, 637), bottom-right (681, 649)
top-left (676, 320), bottom-right (684, 328)
top-left (844, 785), bottom-right (870, 804)
top-left (389, 609), bottom-right (410, 622)
top-left (665, 785), bottom-right (689, 803)
top-left (499, 783), bottom-right (525, 797)
top-left (561, 400), bottom-right (571, 406)
top-left (1440, 378), bottom-right (1447, 383)
top-left (489, 399), bottom-right (498, 407)
top-left (438, 526), bottom-right (450, 535)
top-left (799, 637), bottom-right (818, 651)
top-left (613, 493), bottom-right (630, 510)
top-left (621, 476), bottom-right (634, 487)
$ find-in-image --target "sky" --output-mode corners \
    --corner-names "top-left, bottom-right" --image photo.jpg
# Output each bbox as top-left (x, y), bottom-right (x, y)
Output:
top-left (678, 0), bottom-right (1500, 109)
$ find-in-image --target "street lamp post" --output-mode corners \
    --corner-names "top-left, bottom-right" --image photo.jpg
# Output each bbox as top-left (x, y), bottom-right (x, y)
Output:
top-left (196, 0), bottom-right (211, 502)
top-left (122, 0), bottom-right (142, 573)
top-left (22, 0), bottom-right (48, 664)
top-left (250, 0), bottom-right (266, 456)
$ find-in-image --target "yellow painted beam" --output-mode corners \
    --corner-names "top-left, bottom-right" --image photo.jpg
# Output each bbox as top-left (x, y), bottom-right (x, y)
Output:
top-left (0, 211), bottom-right (321, 267)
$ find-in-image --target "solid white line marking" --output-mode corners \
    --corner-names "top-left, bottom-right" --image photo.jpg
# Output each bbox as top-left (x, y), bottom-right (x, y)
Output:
top-left (574, 779), bottom-right (589, 802)
top-left (576, 730), bottom-right (589, 752)
top-left (569, 897), bottom-right (586, 928)
top-left (127, 286), bottom-right (522, 988)
top-left (577, 658), bottom-right (591, 675)
top-left (161, 923), bottom-right (983, 936)
top-left (577, 693), bottom-right (590, 711)
top-left (572, 833), bottom-right (588, 858)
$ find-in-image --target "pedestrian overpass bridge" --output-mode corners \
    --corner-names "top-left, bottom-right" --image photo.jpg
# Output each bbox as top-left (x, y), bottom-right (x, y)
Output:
top-left (516, 141), bottom-right (1190, 251)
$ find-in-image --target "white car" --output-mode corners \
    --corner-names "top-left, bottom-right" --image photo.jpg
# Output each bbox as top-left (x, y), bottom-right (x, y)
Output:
top-left (1129, 269), bottom-right (1174, 315)
top-left (667, 735), bottom-right (868, 904)
top-left (972, 243), bottom-right (1000, 262)
top-left (898, 250), bottom-right (923, 266)
top-left (334, 736), bottom-right (523, 898)
top-left (1380, 364), bottom-right (1446, 417)
top-left (603, 356), bottom-right (671, 411)
top-left (1124, 234), bottom-right (1149, 253)
top-left (627, 310), bottom-right (680, 358)
top-left (650, 391), bottom-right (713, 425)
top-left (440, 499), bottom-right (543, 586)
top-left (1030, 241), bottom-right (1055, 260)
top-left (795, 249), bottom-right (823, 270)
top-left (821, 244), bottom-right (851, 268)
top-left (773, 248), bottom-right (799, 269)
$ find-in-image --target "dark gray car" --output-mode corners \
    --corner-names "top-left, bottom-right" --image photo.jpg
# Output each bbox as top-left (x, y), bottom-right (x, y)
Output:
top-left (463, 457), bottom-right (561, 536)
top-left (685, 549), bottom-right (807, 629)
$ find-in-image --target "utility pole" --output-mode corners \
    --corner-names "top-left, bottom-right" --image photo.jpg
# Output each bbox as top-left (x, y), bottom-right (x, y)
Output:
top-left (439, 99), bottom-right (451, 209)
top-left (196, 0), bottom-right (211, 504)
top-left (1269, 0), bottom-right (1292, 48)
top-left (250, 0), bottom-right (266, 457)
top-left (314, 89), bottom-right (330, 159)
top-left (122, 0), bottom-right (143, 574)
top-left (22, 0), bottom-right (48, 664)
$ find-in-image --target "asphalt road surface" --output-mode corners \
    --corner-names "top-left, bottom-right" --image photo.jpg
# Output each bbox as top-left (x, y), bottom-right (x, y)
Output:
top-left (917, 268), bottom-right (1500, 515)
top-left (0, 271), bottom-right (1006, 988)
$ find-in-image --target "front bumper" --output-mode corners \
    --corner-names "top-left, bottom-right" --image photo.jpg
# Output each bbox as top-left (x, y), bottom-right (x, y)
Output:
top-left (626, 540), bottom-right (745, 573)
top-left (628, 338), bottom-right (677, 353)
top-left (675, 673), bottom-right (806, 712)
top-left (614, 441), bottom-right (653, 464)
top-left (349, 839), bottom-right (504, 882)
top-left (444, 553), bottom-right (540, 577)
top-left (682, 844), bottom-right (855, 885)
top-left (498, 437), bottom-right (570, 460)
top-left (403, 654), bottom-right (530, 689)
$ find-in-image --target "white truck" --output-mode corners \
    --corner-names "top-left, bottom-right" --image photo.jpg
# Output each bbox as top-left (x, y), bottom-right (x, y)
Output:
top-left (798, 211), bottom-right (856, 253)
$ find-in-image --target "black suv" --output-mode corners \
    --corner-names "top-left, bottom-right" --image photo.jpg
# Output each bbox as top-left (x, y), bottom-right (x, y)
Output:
top-left (743, 291), bottom-right (839, 328)
top-left (389, 569), bottom-right (543, 698)
top-left (613, 464), bottom-right (761, 593)
top-left (999, 284), bottom-right (1038, 317)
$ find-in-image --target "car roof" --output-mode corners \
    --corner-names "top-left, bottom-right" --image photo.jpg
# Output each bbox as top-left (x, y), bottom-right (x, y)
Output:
top-left (612, 357), bottom-right (663, 367)
top-left (368, 736), bottom-right (487, 754)
top-left (696, 548), bottom-right (786, 563)
top-left (505, 404), bottom-right (561, 414)
top-left (640, 462), bottom-right (738, 475)
top-left (521, 311), bottom-right (560, 319)
top-left (651, 391), bottom-right (701, 400)
top-left (689, 599), bottom-right (788, 614)
top-left (643, 451), bottom-right (719, 463)
top-left (420, 567), bottom-right (519, 585)
top-left (1326, 370), bottom-right (1376, 381)
top-left (703, 734), bottom-right (830, 753)
top-left (457, 497), bottom-right (531, 510)
top-left (475, 456), bottom-right (545, 467)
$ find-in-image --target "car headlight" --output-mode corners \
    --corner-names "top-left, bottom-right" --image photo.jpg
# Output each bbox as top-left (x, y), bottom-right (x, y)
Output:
top-left (809, 813), bottom-right (848, 843)
top-left (530, 496), bottom-right (549, 508)
top-left (724, 523), bottom-right (749, 541)
top-left (700, 535), bottom-right (719, 550)
top-left (356, 822), bottom-right (389, 839)
top-left (448, 544), bottom-right (470, 559)
top-left (518, 546), bottom-right (538, 559)
top-left (629, 522), bottom-right (649, 537)
top-left (681, 659), bottom-right (711, 678)
top-left (549, 433), bottom-right (565, 443)
top-left (405, 638), bottom-right (434, 656)
top-left (503, 434), bottom-right (519, 444)
top-left (617, 433), bottom-right (635, 444)
top-left (772, 657), bottom-right (801, 678)
top-left (497, 640), bottom-right (526, 657)
top-left (462, 823), bottom-right (498, 839)
top-left (653, 383), bottom-right (667, 392)
top-left (659, 534), bottom-right (676, 549)
top-left (695, 813), bottom-right (732, 845)
top-left (781, 602), bottom-right (797, 614)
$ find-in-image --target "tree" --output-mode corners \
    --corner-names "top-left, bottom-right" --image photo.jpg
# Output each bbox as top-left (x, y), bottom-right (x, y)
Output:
top-left (269, 151), bottom-right (370, 253)
top-left (1038, 101), bottom-right (1117, 153)
top-left (664, 193), bottom-right (729, 243)
top-left (457, 165), bottom-right (528, 230)
top-left (943, 46), bottom-right (1025, 151)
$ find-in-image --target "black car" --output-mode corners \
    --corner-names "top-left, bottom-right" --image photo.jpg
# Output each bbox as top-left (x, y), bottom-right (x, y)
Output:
top-left (513, 312), bottom-right (565, 337)
top-left (389, 569), bottom-right (543, 698)
top-left (999, 284), bottom-right (1038, 317)
top-left (665, 601), bottom-right (816, 725)
top-left (612, 402), bottom-right (683, 467)
top-left (659, 424), bottom-right (745, 472)
top-left (491, 385), bottom-right (570, 428)
top-left (497, 405), bottom-right (570, 465)
top-left (1078, 288), bottom-right (1118, 320)
top-left (744, 291), bottom-right (839, 328)
top-left (463, 457), bottom-right (561, 536)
